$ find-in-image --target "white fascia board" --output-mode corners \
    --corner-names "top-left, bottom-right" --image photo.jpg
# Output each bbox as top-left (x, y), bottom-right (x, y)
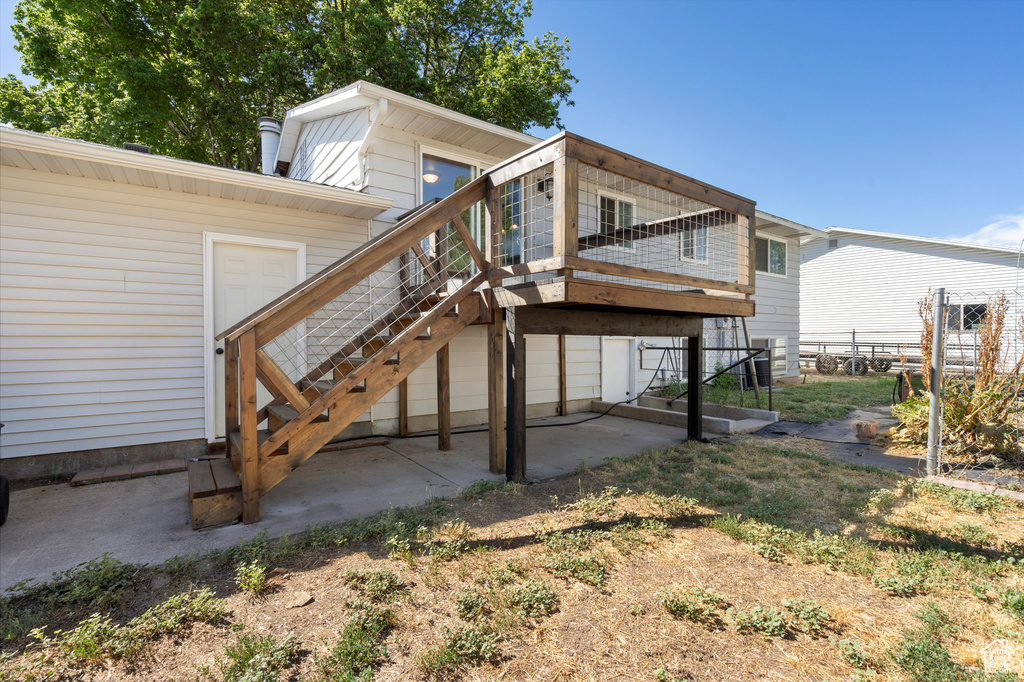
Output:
top-left (0, 127), bottom-right (393, 216)
top-left (825, 226), bottom-right (1022, 255)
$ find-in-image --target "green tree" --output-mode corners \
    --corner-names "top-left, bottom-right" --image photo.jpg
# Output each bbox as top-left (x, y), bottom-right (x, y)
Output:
top-left (2, 0), bottom-right (575, 171)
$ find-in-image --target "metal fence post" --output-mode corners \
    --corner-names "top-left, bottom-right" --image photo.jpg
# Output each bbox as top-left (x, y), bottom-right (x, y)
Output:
top-left (851, 329), bottom-right (857, 376)
top-left (926, 288), bottom-right (945, 476)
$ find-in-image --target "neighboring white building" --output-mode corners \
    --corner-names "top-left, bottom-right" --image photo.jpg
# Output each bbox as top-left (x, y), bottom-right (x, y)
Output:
top-left (800, 227), bottom-right (1023, 365)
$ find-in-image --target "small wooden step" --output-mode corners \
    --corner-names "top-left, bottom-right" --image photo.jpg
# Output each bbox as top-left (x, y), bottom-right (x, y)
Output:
top-left (391, 310), bottom-right (459, 333)
top-left (187, 458), bottom-right (242, 529)
top-left (267, 403), bottom-right (329, 424)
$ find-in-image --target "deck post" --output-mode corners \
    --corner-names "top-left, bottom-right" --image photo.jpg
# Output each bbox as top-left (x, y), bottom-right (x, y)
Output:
top-left (437, 344), bottom-right (451, 451)
top-left (505, 307), bottom-right (526, 481)
top-left (487, 308), bottom-right (505, 473)
top-left (238, 329), bottom-right (260, 524)
top-left (553, 155), bottom-right (578, 277)
top-left (687, 332), bottom-right (703, 441)
top-left (224, 338), bottom-right (239, 464)
top-left (398, 379), bottom-right (410, 436)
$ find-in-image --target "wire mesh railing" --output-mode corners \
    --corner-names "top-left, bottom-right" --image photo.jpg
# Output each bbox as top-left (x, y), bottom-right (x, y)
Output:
top-left (575, 163), bottom-right (746, 292)
top-left (261, 221), bottom-right (478, 396)
top-left (937, 290), bottom-right (1023, 486)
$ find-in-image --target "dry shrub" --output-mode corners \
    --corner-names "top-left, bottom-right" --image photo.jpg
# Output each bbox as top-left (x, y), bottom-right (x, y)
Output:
top-left (894, 292), bottom-right (1024, 464)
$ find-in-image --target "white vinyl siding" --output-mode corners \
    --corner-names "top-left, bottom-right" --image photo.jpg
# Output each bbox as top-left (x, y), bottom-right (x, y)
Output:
top-left (288, 110), bottom-right (368, 186)
top-left (0, 165), bottom-right (369, 460)
top-left (746, 234), bottom-right (801, 377)
top-left (801, 233), bottom-right (1021, 345)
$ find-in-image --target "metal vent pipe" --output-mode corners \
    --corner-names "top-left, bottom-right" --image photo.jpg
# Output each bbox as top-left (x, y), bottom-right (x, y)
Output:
top-left (257, 117), bottom-right (282, 176)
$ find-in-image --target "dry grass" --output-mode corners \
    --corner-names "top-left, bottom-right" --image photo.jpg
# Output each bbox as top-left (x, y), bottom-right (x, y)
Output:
top-left (2, 439), bottom-right (1023, 681)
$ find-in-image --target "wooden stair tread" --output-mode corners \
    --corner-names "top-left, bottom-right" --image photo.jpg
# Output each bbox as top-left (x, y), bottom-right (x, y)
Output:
top-left (267, 403), bottom-right (329, 423)
top-left (300, 379), bottom-right (369, 393)
top-left (229, 429), bottom-right (287, 455)
top-left (187, 458), bottom-right (241, 499)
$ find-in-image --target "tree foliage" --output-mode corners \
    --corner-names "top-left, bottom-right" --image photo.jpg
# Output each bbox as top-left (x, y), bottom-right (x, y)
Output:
top-left (2, 0), bottom-right (575, 171)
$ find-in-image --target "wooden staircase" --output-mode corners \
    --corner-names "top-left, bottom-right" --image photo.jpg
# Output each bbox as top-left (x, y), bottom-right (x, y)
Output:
top-left (189, 177), bottom-right (490, 528)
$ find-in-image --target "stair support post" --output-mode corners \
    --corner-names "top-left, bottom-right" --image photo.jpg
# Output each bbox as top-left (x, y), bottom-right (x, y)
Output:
top-left (224, 338), bottom-right (239, 464)
top-left (505, 307), bottom-right (526, 481)
top-left (487, 307), bottom-right (505, 473)
top-left (238, 329), bottom-right (261, 523)
top-left (437, 344), bottom-right (451, 451)
top-left (687, 332), bottom-right (703, 441)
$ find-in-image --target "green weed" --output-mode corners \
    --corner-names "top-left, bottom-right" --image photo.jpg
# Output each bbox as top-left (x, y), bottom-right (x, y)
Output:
top-left (730, 606), bottom-right (786, 639)
top-left (453, 588), bottom-right (489, 622)
top-left (657, 587), bottom-right (724, 623)
top-left (319, 600), bottom-right (395, 681)
top-left (999, 587), bottom-right (1024, 622)
top-left (343, 567), bottom-right (405, 603)
top-left (218, 631), bottom-right (298, 682)
top-left (419, 625), bottom-right (499, 676)
top-left (506, 579), bottom-right (558, 618)
top-left (782, 598), bottom-right (830, 634)
top-left (543, 552), bottom-right (606, 586)
top-left (235, 561), bottom-right (269, 597)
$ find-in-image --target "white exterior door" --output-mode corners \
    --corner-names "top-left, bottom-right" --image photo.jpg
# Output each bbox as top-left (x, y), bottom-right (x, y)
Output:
top-left (205, 235), bottom-right (304, 439)
top-left (601, 338), bottom-right (635, 403)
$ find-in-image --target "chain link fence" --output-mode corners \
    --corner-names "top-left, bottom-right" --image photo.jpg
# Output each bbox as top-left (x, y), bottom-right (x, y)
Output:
top-left (800, 331), bottom-right (918, 376)
top-left (936, 290), bottom-right (1023, 487)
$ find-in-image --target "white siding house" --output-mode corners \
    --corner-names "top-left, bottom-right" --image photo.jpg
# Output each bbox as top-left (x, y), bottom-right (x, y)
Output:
top-left (800, 227), bottom-right (1023, 362)
top-left (616, 211), bottom-right (823, 402)
top-left (1, 79), bottom-right (821, 479)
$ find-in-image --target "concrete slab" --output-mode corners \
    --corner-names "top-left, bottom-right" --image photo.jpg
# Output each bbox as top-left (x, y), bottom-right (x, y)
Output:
top-left (0, 413), bottom-right (688, 591)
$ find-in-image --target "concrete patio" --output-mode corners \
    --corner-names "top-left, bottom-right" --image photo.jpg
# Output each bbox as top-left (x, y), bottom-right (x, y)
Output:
top-left (0, 413), bottom-right (688, 591)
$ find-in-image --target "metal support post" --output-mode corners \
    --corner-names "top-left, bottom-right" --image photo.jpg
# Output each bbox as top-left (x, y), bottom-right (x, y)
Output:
top-left (926, 288), bottom-right (945, 476)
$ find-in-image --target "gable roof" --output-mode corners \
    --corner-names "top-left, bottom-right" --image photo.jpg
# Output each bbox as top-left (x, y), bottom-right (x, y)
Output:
top-left (825, 226), bottom-right (1023, 256)
top-left (276, 80), bottom-right (541, 169)
top-left (0, 126), bottom-right (392, 219)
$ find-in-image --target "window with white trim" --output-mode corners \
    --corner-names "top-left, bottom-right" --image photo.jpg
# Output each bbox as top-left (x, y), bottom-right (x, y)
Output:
top-left (755, 236), bottom-right (787, 276)
top-left (680, 223), bottom-right (708, 262)
top-left (599, 195), bottom-right (634, 247)
top-left (751, 337), bottom-right (787, 373)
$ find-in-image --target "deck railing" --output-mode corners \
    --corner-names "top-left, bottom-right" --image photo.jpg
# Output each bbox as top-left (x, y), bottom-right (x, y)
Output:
top-left (484, 133), bottom-right (756, 302)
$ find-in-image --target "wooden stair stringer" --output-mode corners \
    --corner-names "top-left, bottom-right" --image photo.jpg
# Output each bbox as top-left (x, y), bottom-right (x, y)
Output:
top-left (257, 294), bottom-right (484, 495)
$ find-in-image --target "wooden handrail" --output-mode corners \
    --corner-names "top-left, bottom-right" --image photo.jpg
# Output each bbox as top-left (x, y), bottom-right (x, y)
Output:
top-left (217, 175), bottom-right (487, 344)
top-left (256, 270), bottom-right (487, 458)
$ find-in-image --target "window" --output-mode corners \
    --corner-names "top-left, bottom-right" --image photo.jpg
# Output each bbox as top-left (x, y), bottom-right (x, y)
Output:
top-left (599, 196), bottom-right (635, 247)
top-left (421, 151), bottom-right (481, 271)
top-left (751, 337), bottom-right (787, 373)
top-left (681, 223), bottom-right (708, 262)
top-left (946, 303), bottom-right (987, 331)
top-left (755, 236), bottom-right (787, 276)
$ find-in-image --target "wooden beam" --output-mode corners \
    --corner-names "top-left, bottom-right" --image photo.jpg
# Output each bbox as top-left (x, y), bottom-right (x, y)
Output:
top-left (485, 137), bottom-right (566, 187)
top-left (238, 330), bottom-right (260, 524)
top-left (491, 279), bottom-right (568, 308)
top-left (516, 307), bottom-right (703, 338)
top-left (437, 344), bottom-right (451, 451)
top-left (563, 256), bottom-right (754, 295)
top-left (450, 214), bottom-right (488, 271)
top-left (558, 334), bottom-right (567, 416)
top-left (564, 133), bottom-right (756, 217)
top-left (486, 186), bottom-right (501, 264)
top-left (410, 241), bottom-right (438, 279)
top-left (687, 333), bottom-right (703, 441)
top-left (487, 256), bottom-right (565, 281)
top-left (505, 307), bottom-right (526, 482)
top-left (553, 155), bottom-right (579, 267)
top-left (399, 378), bottom-right (410, 436)
top-left (487, 313), bottom-right (505, 473)
top-left (255, 349), bottom-right (310, 411)
top-left (564, 278), bottom-right (755, 318)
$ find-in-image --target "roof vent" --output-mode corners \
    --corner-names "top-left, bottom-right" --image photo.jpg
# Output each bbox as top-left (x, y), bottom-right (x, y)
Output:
top-left (828, 238), bottom-right (839, 249)
top-left (122, 142), bottom-right (151, 154)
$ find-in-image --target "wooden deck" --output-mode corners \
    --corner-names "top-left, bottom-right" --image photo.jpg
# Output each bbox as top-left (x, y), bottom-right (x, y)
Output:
top-left (197, 131), bottom-right (756, 529)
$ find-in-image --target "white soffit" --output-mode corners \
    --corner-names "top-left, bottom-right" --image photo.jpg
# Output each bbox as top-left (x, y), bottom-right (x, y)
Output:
top-left (755, 209), bottom-right (825, 240)
top-left (0, 127), bottom-right (392, 220)
top-left (277, 80), bottom-right (540, 166)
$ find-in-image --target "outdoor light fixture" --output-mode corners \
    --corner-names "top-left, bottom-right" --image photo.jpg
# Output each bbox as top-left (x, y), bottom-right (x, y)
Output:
top-left (422, 172), bottom-right (439, 184)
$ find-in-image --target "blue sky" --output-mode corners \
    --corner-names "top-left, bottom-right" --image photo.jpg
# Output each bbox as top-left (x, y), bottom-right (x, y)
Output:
top-left (2, 0), bottom-right (1022, 247)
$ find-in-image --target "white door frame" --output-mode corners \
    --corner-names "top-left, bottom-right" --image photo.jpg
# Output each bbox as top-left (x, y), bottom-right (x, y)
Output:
top-left (600, 336), bottom-right (638, 403)
top-left (203, 232), bottom-right (306, 442)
